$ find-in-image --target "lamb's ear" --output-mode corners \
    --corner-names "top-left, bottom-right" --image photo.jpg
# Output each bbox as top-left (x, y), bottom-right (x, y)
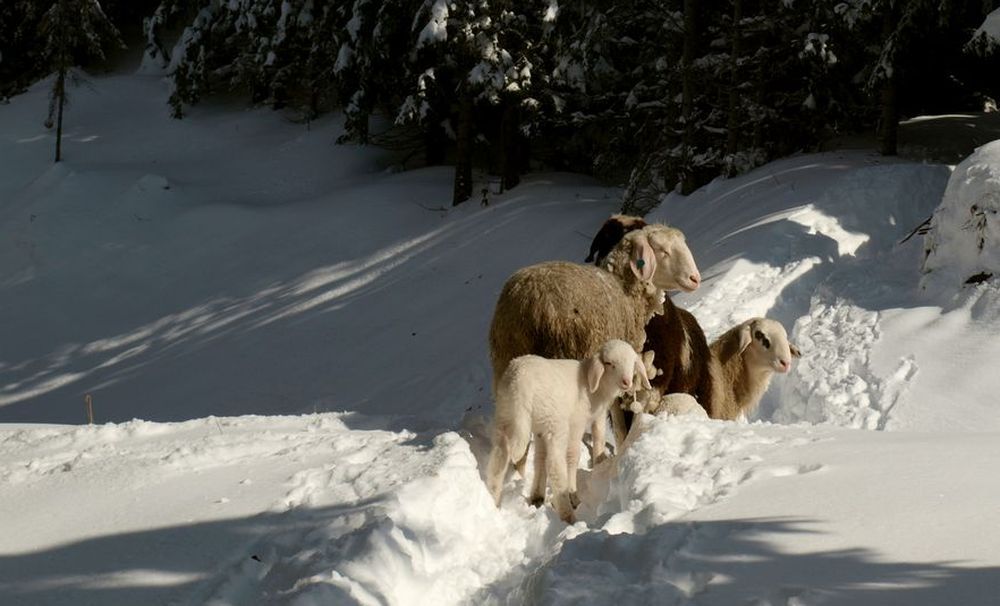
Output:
top-left (738, 322), bottom-right (753, 354)
top-left (790, 343), bottom-right (802, 358)
top-left (629, 233), bottom-right (657, 282)
top-left (634, 356), bottom-right (653, 391)
top-left (586, 355), bottom-right (605, 393)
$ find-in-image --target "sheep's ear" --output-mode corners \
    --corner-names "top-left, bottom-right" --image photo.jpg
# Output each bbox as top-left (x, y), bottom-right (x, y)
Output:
top-left (641, 349), bottom-right (655, 371)
top-left (641, 350), bottom-right (661, 378)
top-left (634, 356), bottom-right (653, 391)
top-left (586, 355), bottom-right (605, 393)
top-left (629, 233), bottom-right (657, 282)
top-left (738, 323), bottom-right (753, 354)
top-left (790, 343), bottom-right (802, 358)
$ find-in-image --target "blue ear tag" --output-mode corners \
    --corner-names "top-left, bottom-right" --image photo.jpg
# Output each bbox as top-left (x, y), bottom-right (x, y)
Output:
top-left (635, 258), bottom-right (645, 269)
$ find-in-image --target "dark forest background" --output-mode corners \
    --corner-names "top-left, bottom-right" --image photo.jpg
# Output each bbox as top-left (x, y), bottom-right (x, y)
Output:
top-left (3, 0), bottom-right (1000, 209)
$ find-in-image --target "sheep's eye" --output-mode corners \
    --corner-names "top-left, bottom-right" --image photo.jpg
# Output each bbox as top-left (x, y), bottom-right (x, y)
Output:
top-left (754, 331), bottom-right (770, 349)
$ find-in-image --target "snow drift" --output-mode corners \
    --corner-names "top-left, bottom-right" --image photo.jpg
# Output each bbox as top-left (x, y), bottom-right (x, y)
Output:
top-left (922, 139), bottom-right (1000, 292)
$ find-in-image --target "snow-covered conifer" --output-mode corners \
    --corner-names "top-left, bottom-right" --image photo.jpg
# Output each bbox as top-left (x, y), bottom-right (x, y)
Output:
top-left (39, 0), bottom-right (124, 161)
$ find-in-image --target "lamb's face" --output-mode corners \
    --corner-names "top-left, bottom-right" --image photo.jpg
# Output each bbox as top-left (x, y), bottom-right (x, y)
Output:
top-left (646, 228), bottom-right (701, 293)
top-left (597, 340), bottom-right (652, 393)
top-left (743, 319), bottom-right (802, 374)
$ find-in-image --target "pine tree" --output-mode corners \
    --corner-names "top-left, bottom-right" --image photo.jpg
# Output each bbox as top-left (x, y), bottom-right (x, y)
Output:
top-left (1, 1), bottom-right (50, 98)
top-left (39, 0), bottom-right (123, 162)
top-left (400, 1), bottom-right (557, 204)
top-left (833, 0), bottom-right (974, 156)
top-left (149, 0), bottom-right (333, 119)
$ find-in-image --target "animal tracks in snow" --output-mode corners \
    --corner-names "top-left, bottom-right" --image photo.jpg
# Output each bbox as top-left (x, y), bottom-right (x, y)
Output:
top-left (875, 356), bottom-right (918, 430)
top-left (777, 301), bottom-right (920, 430)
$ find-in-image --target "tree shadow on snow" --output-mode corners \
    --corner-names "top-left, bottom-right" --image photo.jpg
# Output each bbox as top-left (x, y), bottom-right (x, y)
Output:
top-left (6, 506), bottom-right (996, 606)
top-left (476, 516), bottom-right (1000, 606)
top-left (0, 179), bottom-right (619, 428)
top-left (0, 499), bottom-right (399, 606)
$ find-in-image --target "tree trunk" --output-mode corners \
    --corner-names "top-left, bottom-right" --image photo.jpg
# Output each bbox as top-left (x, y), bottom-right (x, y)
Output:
top-left (752, 2), bottom-right (768, 153)
top-left (424, 116), bottom-right (447, 166)
top-left (680, 0), bottom-right (698, 194)
top-left (878, 3), bottom-right (899, 157)
top-left (452, 94), bottom-right (473, 206)
top-left (55, 65), bottom-right (66, 163)
top-left (878, 74), bottom-right (898, 156)
top-left (725, 0), bottom-right (743, 172)
top-left (500, 99), bottom-right (521, 191)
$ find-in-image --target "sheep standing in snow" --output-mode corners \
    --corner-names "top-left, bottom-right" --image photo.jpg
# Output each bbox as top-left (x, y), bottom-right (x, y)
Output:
top-left (485, 340), bottom-right (652, 523)
top-left (706, 317), bottom-right (801, 421)
top-left (585, 214), bottom-right (647, 265)
top-left (489, 224), bottom-right (700, 460)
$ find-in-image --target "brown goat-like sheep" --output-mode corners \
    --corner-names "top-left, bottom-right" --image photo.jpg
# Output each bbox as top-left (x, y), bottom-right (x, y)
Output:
top-left (616, 297), bottom-right (715, 441)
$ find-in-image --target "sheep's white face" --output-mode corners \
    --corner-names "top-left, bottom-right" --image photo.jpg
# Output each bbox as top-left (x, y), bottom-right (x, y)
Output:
top-left (593, 340), bottom-right (652, 394)
top-left (647, 228), bottom-right (701, 293)
top-left (742, 319), bottom-right (802, 374)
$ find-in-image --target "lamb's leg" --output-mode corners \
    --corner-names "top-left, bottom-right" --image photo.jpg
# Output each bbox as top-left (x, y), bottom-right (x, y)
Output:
top-left (514, 449), bottom-right (529, 479)
top-left (610, 403), bottom-right (629, 452)
top-left (566, 436), bottom-right (582, 509)
top-left (545, 432), bottom-right (575, 523)
top-left (485, 434), bottom-right (510, 507)
top-left (529, 436), bottom-right (547, 507)
top-left (591, 417), bottom-right (607, 466)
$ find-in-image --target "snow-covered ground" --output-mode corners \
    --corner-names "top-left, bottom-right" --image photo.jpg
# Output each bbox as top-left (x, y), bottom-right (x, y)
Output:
top-left (2, 73), bottom-right (999, 605)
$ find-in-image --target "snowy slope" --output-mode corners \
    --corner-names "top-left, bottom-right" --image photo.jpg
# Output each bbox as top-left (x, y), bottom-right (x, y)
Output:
top-left (3, 73), bottom-right (1000, 605)
top-left (0, 74), bottom-right (620, 428)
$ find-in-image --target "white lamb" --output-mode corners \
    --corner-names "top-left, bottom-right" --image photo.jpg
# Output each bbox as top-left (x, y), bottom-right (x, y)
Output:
top-left (485, 339), bottom-right (652, 523)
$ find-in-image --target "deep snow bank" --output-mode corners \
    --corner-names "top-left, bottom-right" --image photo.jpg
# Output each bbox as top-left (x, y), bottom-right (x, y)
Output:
top-left (922, 139), bottom-right (1000, 292)
top-left (969, 8), bottom-right (1000, 54)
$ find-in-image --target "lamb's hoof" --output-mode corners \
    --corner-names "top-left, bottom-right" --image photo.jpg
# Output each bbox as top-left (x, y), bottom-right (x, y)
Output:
top-left (568, 492), bottom-right (581, 509)
top-left (528, 495), bottom-right (545, 508)
top-left (593, 452), bottom-right (610, 466)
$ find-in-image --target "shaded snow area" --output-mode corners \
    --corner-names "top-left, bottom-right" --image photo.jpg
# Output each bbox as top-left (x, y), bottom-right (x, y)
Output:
top-left (971, 8), bottom-right (1000, 52)
top-left (3, 73), bottom-right (1000, 605)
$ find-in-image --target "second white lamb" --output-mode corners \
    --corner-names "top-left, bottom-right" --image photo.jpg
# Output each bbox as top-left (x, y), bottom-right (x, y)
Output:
top-left (485, 339), bottom-right (651, 523)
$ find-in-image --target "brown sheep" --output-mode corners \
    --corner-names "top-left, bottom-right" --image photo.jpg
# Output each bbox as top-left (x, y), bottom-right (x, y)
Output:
top-left (616, 297), bottom-right (714, 441)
